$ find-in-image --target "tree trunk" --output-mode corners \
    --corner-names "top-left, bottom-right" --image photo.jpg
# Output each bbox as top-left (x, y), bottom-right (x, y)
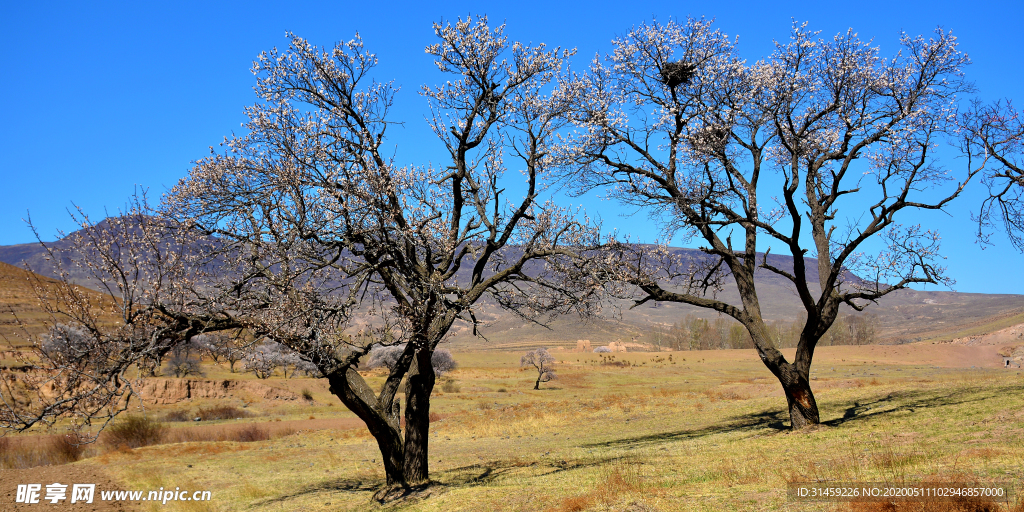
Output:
top-left (534, 376), bottom-right (540, 390)
top-left (403, 347), bottom-right (436, 486)
top-left (780, 368), bottom-right (820, 428)
top-left (326, 370), bottom-right (409, 490)
top-left (749, 327), bottom-right (821, 429)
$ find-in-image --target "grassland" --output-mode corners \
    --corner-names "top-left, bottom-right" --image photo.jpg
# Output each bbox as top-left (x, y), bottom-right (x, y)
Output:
top-left (3, 346), bottom-right (1021, 511)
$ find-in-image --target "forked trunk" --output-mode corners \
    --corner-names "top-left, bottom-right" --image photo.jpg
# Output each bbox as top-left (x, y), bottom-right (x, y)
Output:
top-left (326, 370), bottom-right (409, 491)
top-left (750, 329), bottom-right (821, 429)
top-left (325, 341), bottom-right (443, 499)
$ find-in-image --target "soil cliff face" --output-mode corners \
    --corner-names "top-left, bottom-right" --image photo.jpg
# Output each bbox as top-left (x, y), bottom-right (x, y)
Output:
top-left (137, 379), bottom-right (300, 404)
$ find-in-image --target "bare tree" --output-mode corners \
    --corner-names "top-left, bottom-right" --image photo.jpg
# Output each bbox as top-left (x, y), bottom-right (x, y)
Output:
top-left (959, 100), bottom-right (1024, 251)
top-left (1, 16), bottom-right (598, 500)
top-left (560, 19), bottom-right (977, 428)
top-left (520, 348), bottom-right (556, 389)
top-left (164, 341), bottom-right (205, 378)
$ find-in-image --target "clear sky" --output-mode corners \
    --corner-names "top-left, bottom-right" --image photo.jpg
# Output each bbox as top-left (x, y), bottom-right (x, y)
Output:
top-left (1, 0), bottom-right (1021, 294)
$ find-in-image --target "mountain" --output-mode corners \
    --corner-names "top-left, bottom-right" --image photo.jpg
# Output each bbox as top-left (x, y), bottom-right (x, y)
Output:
top-left (2, 223), bottom-right (1022, 349)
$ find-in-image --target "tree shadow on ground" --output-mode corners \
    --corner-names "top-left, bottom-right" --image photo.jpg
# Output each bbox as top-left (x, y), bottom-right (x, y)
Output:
top-left (256, 476), bottom-right (381, 507)
top-left (585, 381), bottom-right (1023, 449)
top-left (255, 456), bottom-right (622, 507)
top-left (583, 407), bottom-right (789, 448)
top-left (432, 454), bottom-right (620, 487)
top-left (823, 382), bottom-right (1021, 428)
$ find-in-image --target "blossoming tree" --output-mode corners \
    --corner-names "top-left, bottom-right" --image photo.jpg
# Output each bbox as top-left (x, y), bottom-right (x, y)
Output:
top-left (1, 17), bottom-right (599, 499)
top-left (559, 18), bottom-right (978, 428)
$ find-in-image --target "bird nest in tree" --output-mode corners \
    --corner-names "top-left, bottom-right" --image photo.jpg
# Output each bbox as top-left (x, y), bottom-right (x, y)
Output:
top-left (690, 125), bottom-right (729, 152)
top-left (660, 61), bottom-right (696, 88)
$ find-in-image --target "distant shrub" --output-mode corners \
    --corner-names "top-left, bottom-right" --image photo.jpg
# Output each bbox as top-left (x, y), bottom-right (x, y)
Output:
top-left (48, 433), bottom-right (86, 464)
top-left (196, 405), bottom-right (250, 421)
top-left (301, 388), bottom-right (314, 401)
top-left (105, 415), bottom-right (164, 449)
top-left (593, 346), bottom-right (611, 353)
top-left (441, 379), bottom-right (461, 393)
top-left (161, 410), bottom-right (192, 422)
top-left (234, 424), bottom-right (270, 443)
top-left (0, 433), bottom-right (88, 469)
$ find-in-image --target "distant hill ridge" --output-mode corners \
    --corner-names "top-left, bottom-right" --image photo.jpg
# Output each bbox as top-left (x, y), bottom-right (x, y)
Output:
top-left (2, 220), bottom-right (1022, 347)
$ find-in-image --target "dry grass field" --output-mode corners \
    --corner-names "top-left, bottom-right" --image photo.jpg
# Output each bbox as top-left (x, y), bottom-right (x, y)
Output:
top-left (2, 342), bottom-right (1022, 512)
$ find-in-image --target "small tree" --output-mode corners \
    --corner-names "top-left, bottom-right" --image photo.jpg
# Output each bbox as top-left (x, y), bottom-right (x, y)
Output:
top-left (245, 342), bottom-right (282, 379)
top-left (521, 348), bottom-right (556, 389)
top-left (164, 350), bottom-right (205, 378)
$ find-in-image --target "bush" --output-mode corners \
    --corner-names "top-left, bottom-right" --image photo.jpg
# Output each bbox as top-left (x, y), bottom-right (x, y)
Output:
top-left (196, 406), bottom-right (250, 421)
top-left (104, 415), bottom-right (164, 449)
top-left (48, 433), bottom-right (86, 464)
top-left (594, 346), bottom-right (611, 353)
top-left (301, 388), bottom-right (314, 401)
top-left (0, 433), bottom-right (88, 469)
top-left (161, 410), bottom-right (192, 422)
top-left (233, 424), bottom-right (270, 442)
top-left (441, 379), bottom-right (461, 393)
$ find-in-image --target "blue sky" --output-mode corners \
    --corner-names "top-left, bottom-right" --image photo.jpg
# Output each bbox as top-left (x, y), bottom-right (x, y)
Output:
top-left (1, 0), bottom-right (1021, 294)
